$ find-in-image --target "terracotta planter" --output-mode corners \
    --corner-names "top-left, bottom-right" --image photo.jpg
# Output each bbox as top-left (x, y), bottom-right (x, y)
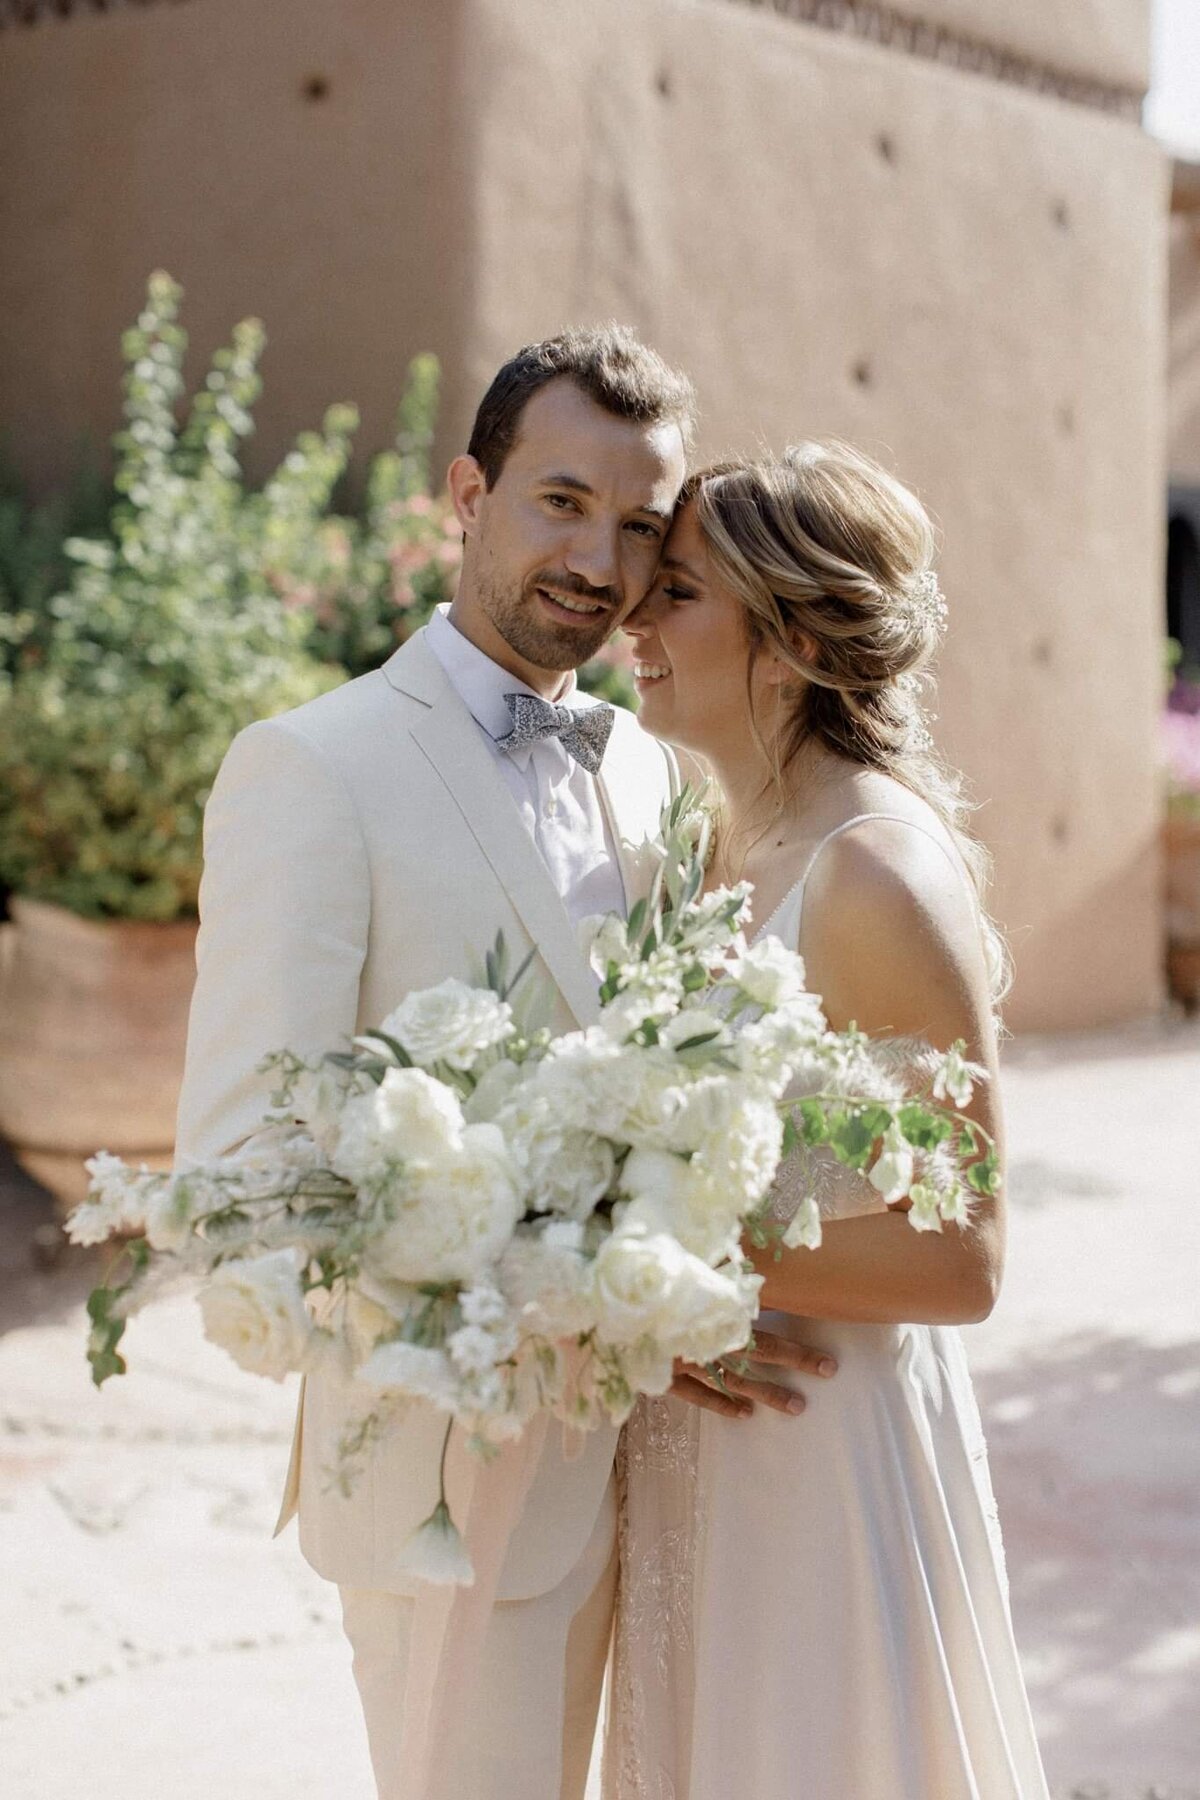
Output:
top-left (0, 899), bottom-right (198, 1212)
top-left (1164, 813), bottom-right (1200, 1011)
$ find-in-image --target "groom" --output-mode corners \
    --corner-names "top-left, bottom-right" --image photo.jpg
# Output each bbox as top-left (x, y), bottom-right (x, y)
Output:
top-left (175, 327), bottom-right (823, 1799)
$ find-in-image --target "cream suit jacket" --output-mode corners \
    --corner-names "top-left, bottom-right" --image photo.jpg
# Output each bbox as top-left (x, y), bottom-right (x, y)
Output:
top-left (174, 628), bottom-right (681, 1600)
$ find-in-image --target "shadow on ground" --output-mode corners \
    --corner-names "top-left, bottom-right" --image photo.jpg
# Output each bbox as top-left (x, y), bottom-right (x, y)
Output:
top-left (0, 1142), bottom-right (104, 1335)
top-left (978, 1332), bottom-right (1200, 1799)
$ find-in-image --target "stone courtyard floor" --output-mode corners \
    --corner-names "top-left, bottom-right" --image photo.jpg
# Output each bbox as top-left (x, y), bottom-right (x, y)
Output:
top-left (1, 1015), bottom-right (1198, 1800)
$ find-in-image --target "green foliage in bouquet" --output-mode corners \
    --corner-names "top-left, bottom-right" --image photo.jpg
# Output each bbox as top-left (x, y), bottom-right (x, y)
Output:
top-left (0, 272), bottom-right (339, 921)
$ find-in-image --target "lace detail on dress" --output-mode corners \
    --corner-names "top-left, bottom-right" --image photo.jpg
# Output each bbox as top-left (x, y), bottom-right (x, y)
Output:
top-left (603, 1396), bottom-right (703, 1800)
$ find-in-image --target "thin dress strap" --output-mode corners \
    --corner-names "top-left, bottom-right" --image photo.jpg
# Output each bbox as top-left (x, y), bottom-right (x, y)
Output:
top-left (753, 812), bottom-right (971, 946)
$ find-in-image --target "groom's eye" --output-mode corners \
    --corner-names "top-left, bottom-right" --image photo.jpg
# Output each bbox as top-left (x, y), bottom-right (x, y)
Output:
top-left (624, 520), bottom-right (664, 540)
top-left (543, 492), bottom-right (581, 512)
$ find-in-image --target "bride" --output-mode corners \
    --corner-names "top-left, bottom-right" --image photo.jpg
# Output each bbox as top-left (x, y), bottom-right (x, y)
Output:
top-left (605, 443), bottom-right (1049, 1798)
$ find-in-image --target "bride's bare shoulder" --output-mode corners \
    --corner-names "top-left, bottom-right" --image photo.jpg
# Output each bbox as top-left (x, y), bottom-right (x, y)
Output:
top-left (799, 809), bottom-right (989, 1044)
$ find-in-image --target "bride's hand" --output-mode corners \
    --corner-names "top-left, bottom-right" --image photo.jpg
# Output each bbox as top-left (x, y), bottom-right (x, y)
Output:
top-left (669, 1330), bottom-right (837, 1418)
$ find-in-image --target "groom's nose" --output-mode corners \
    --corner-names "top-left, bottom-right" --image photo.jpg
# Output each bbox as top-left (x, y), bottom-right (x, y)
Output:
top-left (564, 518), bottom-right (622, 595)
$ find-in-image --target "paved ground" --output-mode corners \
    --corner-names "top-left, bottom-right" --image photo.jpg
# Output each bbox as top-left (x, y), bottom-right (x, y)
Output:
top-left (1, 1016), bottom-right (1198, 1799)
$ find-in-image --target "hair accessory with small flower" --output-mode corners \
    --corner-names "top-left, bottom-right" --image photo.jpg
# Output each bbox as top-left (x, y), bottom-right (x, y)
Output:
top-left (905, 568), bottom-right (949, 633)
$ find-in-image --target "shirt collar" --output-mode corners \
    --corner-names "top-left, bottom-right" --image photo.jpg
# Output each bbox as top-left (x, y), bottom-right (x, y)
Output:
top-left (425, 605), bottom-right (580, 742)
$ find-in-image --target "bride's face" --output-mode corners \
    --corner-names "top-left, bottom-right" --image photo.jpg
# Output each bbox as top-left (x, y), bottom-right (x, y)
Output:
top-left (623, 501), bottom-right (774, 758)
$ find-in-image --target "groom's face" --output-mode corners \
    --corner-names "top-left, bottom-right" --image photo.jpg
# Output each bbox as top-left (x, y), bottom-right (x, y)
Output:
top-left (448, 378), bottom-right (686, 690)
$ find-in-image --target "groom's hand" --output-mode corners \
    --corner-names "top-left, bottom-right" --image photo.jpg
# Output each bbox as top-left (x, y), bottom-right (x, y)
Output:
top-left (669, 1330), bottom-right (837, 1418)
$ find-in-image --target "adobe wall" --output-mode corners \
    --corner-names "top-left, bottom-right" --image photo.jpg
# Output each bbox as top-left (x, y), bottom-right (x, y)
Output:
top-left (0, 0), bottom-right (1167, 1029)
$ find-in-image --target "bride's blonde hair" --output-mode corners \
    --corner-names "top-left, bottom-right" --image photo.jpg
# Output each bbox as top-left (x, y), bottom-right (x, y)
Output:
top-left (687, 441), bottom-right (1010, 1003)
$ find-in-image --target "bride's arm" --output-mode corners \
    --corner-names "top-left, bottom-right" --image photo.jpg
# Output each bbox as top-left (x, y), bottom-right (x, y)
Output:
top-left (747, 821), bottom-right (1006, 1327)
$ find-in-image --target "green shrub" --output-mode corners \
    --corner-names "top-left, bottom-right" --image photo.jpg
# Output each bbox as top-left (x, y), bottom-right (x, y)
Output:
top-left (0, 273), bottom-right (338, 921)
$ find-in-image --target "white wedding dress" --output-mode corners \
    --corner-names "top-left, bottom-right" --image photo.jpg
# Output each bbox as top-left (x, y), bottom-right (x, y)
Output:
top-left (602, 816), bottom-right (1050, 1800)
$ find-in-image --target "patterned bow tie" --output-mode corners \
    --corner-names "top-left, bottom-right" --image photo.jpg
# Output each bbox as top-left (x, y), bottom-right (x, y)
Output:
top-left (498, 692), bottom-right (615, 774)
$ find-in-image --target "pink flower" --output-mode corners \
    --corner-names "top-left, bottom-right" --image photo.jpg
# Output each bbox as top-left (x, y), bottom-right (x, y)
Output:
top-left (1163, 708), bottom-right (1200, 796)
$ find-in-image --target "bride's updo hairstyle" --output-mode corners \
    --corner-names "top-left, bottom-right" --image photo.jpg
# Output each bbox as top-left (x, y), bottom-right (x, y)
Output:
top-left (687, 441), bottom-right (1009, 1002)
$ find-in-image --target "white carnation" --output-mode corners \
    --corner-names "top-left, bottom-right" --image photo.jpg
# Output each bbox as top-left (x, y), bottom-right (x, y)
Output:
top-left (498, 1091), bottom-right (616, 1218)
top-left (332, 1067), bottom-right (465, 1191)
top-left (365, 1123), bottom-right (522, 1284)
top-left (197, 1248), bottom-right (313, 1382)
top-left (377, 979), bottom-right (513, 1072)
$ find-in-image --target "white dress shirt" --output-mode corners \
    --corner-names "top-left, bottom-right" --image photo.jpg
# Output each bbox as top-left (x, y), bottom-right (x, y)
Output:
top-left (424, 607), bottom-right (627, 926)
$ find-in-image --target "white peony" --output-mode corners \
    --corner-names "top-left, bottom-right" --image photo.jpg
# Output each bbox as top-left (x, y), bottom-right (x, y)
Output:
top-left (377, 979), bottom-right (513, 1072)
top-left (868, 1122), bottom-right (915, 1204)
top-left (197, 1248), bottom-right (313, 1382)
top-left (733, 936), bottom-right (809, 1008)
top-left (590, 1227), bottom-right (756, 1363)
top-left (332, 1066), bottom-right (465, 1191)
top-left (365, 1123), bottom-right (522, 1284)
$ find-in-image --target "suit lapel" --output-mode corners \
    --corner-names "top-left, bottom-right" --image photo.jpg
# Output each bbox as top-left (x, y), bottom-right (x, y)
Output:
top-left (595, 717), bottom-right (672, 910)
top-left (384, 634), bottom-right (601, 1029)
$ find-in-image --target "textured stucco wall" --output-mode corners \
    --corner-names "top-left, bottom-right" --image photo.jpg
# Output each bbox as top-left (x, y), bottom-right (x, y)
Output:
top-left (0, 0), bottom-right (1167, 1029)
top-left (453, 0), bottom-right (1167, 1031)
top-left (0, 0), bottom-right (474, 493)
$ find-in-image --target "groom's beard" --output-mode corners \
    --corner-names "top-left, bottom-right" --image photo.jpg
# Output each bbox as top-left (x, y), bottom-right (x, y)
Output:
top-left (481, 567), bottom-right (622, 671)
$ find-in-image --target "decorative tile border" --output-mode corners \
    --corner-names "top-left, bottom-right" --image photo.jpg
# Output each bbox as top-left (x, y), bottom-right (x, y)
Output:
top-left (1, 0), bottom-right (190, 27)
top-left (0, 0), bottom-right (1147, 123)
top-left (721, 0), bottom-right (1144, 119)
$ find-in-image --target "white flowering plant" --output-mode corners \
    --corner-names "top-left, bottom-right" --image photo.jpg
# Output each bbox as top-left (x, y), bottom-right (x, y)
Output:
top-left (70, 789), bottom-right (999, 1584)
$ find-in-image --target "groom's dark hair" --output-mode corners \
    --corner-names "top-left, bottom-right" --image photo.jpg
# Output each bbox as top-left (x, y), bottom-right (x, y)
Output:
top-left (467, 324), bottom-right (696, 488)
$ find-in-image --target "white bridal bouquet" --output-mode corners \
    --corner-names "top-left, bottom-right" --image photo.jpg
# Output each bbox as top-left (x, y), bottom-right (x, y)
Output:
top-left (70, 791), bottom-right (998, 1584)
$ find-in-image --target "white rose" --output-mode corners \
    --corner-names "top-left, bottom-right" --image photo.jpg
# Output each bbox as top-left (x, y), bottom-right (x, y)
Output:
top-left (377, 979), bottom-right (513, 1072)
top-left (197, 1248), bottom-right (313, 1382)
top-left (365, 1123), bottom-right (522, 1284)
top-left (733, 937), bottom-right (809, 1009)
top-left (868, 1122), bottom-right (915, 1204)
top-left (332, 1067), bottom-right (465, 1191)
top-left (590, 1227), bottom-right (756, 1363)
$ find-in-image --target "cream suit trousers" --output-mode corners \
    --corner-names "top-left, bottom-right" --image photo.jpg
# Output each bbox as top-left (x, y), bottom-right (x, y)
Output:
top-left (340, 1471), bottom-right (618, 1800)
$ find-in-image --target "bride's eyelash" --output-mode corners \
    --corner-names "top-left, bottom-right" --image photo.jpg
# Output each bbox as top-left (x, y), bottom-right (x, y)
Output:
top-left (662, 584), bottom-right (697, 602)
